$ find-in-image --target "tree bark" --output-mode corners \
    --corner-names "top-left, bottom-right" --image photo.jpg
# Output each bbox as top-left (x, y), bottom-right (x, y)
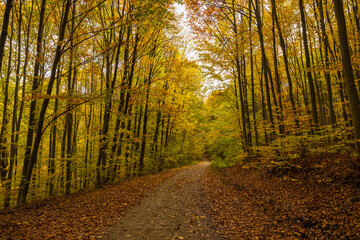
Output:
top-left (18, 0), bottom-right (72, 205)
top-left (299, 0), bottom-right (319, 129)
top-left (0, 0), bottom-right (13, 73)
top-left (316, 0), bottom-right (336, 126)
top-left (254, 0), bottom-right (275, 140)
top-left (334, 0), bottom-right (360, 154)
top-left (17, 0), bottom-right (47, 205)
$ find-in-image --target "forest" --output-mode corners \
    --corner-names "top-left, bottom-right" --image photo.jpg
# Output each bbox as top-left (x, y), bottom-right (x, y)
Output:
top-left (0, 0), bottom-right (360, 238)
top-left (0, 0), bottom-right (206, 209)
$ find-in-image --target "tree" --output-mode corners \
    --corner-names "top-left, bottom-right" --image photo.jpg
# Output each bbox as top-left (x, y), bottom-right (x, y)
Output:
top-left (18, 0), bottom-right (72, 205)
top-left (334, 0), bottom-right (360, 154)
top-left (298, 0), bottom-right (319, 129)
top-left (0, 0), bottom-right (14, 201)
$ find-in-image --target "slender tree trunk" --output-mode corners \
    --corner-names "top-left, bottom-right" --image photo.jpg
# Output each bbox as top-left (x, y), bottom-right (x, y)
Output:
top-left (48, 65), bottom-right (61, 197)
top-left (17, 0), bottom-right (47, 206)
top-left (5, 1), bottom-right (23, 208)
top-left (18, 0), bottom-right (72, 205)
top-left (334, 0), bottom-right (360, 154)
top-left (272, 10), bottom-right (285, 135)
top-left (249, 1), bottom-right (259, 146)
top-left (338, 72), bottom-right (349, 126)
top-left (139, 69), bottom-right (152, 173)
top-left (309, 34), bottom-right (326, 125)
top-left (1, 12), bottom-right (14, 208)
top-left (151, 108), bottom-right (161, 159)
top-left (233, 71), bottom-right (242, 129)
top-left (0, 0), bottom-right (13, 73)
top-left (299, 0), bottom-right (319, 129)
top-left (84, 62), bottom-right (95, 189)
top-left (65, 2), bottom-right (76, 195)
top-left (60, 121), bottom-right (66, 193)
top-left (123, 66), bottom-right (138, 176)
top-left (97, 30), bottom-right (122, 185)
top-left (124, 104), bottom-right (133, 177)
top-left (116, 31), bottom-right (139, 177)
top-left (260, 68), bottom-right (268, 145)
top-left (232, 0), bottom-right (248, 151)
top-left (254, 0), bottom-right (275, 140)
top-left (242, 55), bottom-right (253, 147)
top-left (14, 1), bottom-right (34, 181)
top-left (270, 0), bottom-right (299, 132)
top-left (316, 0), bottom-right (336, 126)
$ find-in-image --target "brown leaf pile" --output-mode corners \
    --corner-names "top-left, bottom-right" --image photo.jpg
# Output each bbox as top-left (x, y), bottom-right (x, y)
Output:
top-left (201, 155), bottom-right (360, 239)
top-left (0, 168), bottom-right (181, 239)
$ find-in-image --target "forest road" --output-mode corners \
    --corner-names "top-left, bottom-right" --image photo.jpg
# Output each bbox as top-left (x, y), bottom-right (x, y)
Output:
top-left (104, 161), bottom-right (224, 240)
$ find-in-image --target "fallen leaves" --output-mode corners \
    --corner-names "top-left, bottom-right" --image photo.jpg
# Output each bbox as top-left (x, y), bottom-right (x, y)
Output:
top-left (201, 154), bottom-right (360, 239)
top-left (172, 236), bottom-right (184, 239)
top-left (0, 168), bottom-right (181, 239)
top-left (3, 157), bottom-right (357, 239)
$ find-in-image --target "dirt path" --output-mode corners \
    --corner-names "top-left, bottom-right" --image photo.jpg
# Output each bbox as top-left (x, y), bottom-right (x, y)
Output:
top-left (0, 167), bottom-right (182, 239)
top-left (105, 162), bottom-right (224, 240)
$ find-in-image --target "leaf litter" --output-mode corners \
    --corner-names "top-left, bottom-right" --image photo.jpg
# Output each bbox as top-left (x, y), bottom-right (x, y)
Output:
top-left (2, 154), bottom-right (359, 239)
top-left (200, 153), bottom-right (360, 239)
top-left (0, 168), bottom-right (181, 239)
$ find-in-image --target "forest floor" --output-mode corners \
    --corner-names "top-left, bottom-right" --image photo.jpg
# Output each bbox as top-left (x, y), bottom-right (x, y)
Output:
top-left (0, 162), bottom-right (223, 240)
top-left (202, 153), bottom-right (360, 239)
top-left (1, 154), bottom-right (360, 239)
top-left (0, 166), bottom-right (184, 239)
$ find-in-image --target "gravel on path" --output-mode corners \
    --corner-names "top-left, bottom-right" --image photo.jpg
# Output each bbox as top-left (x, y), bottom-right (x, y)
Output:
top-left (105, 161), bottom-right (224, 240)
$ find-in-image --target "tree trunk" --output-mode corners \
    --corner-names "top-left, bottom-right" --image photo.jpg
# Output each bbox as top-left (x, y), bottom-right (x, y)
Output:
top-left (5, 1), bottom-right (23, 208)
top-left (316, 0), bottom-right (336, 126)
top-left (249, 1), bottom-right (259, 146)
top-left (18, 0), bottom-right (72, 205)
top-left (232, 0), bottom-right (249, 151)
top-left (0, 0), bottom-right (13, 72)
top-left (254, 0), bottom-right (275, 140)
top-left (270, 0), bottom-right (299, 132)
top-left (272, 9), bottom-right (285, 135)
top-left (65, 2), bottom-right (76, 195)
top-left (299, 0), bottom-right (319, 129)
top-left (139, 69), bottom-right (152, 173)
top-left (334, 0), bottom-right (360, 154)
top-left (17, 0), bottom-right (47, 206)
top-left (1, 12), bottom-right (14, 208)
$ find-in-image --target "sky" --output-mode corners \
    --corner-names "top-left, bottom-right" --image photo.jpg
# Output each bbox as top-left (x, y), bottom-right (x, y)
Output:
top-left (173, 2), bottom-right (223, 98)
top-left (173, 2), bottom-right (198, 61)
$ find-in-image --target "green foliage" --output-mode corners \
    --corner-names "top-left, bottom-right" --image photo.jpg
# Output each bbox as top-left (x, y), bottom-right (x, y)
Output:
top-left (208, 137), bottom-right (238, 166)
top-left (201, 89), bottom-right (244, 169)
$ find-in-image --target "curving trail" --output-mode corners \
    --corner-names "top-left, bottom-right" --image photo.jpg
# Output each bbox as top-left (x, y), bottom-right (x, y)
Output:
top-left (105, 162), bottom-right (224, 240)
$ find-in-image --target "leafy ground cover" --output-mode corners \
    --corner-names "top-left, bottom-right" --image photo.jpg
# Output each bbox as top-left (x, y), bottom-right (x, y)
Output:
top-left (201, 153), bottom-right (360, 239)
top-left (0, 168), bottom-right (181, 239)
top-left (2, 155), bottom-right (359, 240)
